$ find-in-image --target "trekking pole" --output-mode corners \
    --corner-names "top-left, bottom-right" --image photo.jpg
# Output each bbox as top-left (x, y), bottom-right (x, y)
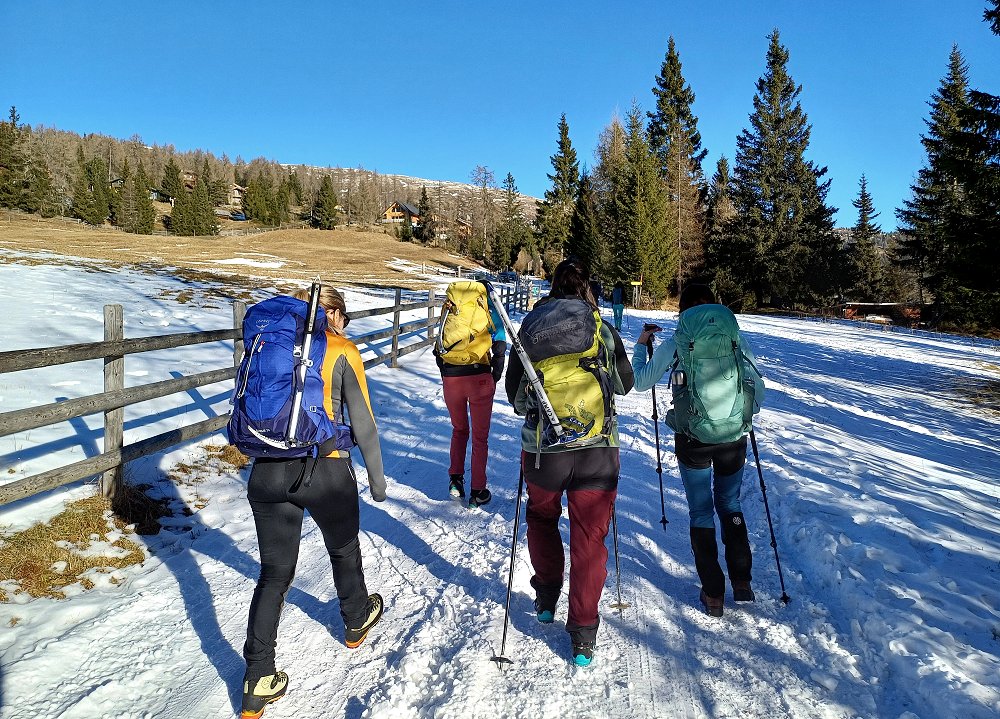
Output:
top-left (483, 281), bottom-right (568, 443)
top-left (644, 326), bottom-right (668, 530)
top-left (608, 503), bottom-right (631, 614)
top-left (287, 281), bottom-right (321, 445)
top-left (749, 429), bottom-right (791, 604)
top-left (491, 468), bottom-right (525, 670)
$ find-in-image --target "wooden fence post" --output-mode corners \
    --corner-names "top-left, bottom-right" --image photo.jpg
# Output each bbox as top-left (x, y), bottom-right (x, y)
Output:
top-left (101, 304), bottom-right (124, 500)
top-left (390, 288), bottom-right (402, 368)
top-left (427, 288), bottom-right (436, 341)
top-left (233, 301), bottom-right (247, 367)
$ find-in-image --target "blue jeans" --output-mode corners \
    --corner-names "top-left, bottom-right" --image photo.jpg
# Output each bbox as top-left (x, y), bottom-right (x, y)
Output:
top-left (612, 304), bottom-right (624, 330)
top-left (678, 464), bottom-right (745, 529)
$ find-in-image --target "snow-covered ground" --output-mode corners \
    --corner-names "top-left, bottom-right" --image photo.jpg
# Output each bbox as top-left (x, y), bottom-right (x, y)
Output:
top-left (1, 249), bottom-right (998, 719)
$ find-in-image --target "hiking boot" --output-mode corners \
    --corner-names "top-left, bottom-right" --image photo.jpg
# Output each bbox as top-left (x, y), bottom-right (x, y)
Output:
top-left (241, 671), bottom-right (288, 719)
top-left (732, 580), bottom-right (756, 602)
top-left (533, 597), bottom-right (555, 624)
top-left (448, 474), bottom-right (465, 499)
top-left (345, 593), bottom-right (384, 648)
top-left (468, 488), bottom-right (492, 508)
top-left (572, 641), bottom-right (595, 667)
top-left (699, 589), bottom-right (724, 618)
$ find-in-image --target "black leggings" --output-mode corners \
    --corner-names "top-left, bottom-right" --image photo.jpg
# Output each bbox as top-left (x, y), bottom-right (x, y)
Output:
top-left (243, 457), bottom-right (368, 681)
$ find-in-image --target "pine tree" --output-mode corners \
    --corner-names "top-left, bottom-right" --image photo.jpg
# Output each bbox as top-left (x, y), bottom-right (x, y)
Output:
top-left (242, 176), bottom-right (273, 224)
top-left (22, 157), bottom-right (60, 217)
top-left (536, 114), bottom-right (580, 271)
top-left (726, 30), bottom-right (839, 308)
top-left (566, 171), bottom-right (604, 280)
top-left (170, 185), bottom-right (194, 235)
top-left (848, 175), bottom-right (890, 301)
top-left (895, 47), bottom-right (971, 310)
top-left (313, 175), bottom-right (339, 229)
top-left (161, 157), bottom-right (183, 200)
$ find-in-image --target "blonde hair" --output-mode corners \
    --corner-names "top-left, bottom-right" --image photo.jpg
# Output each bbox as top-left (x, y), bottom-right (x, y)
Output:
top-left (293, 284), bottom-right (348, 335)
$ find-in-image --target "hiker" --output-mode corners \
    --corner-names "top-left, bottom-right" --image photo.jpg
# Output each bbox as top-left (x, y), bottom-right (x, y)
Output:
top-left (504, 258), bottom-right (634, 667)
top-left (240, 285), bottom-right (386, 719)
top-left (611, 281), bottom-right (626, 331)
top-left (632, 283), bottom-right (765, 618)
top-left (434, 280), bottom-right (507, 508)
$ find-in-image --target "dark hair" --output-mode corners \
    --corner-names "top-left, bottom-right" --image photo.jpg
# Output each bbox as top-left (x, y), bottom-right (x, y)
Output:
top-left (678, 283), bottom-right (716, 313)
top-left (550, 257), bottom-right (595, 307)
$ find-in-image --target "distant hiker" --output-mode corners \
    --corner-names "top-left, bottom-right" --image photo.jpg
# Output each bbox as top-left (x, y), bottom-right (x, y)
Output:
top-left (504, 258), bottom-right (634, 667)
top-left (611, 281), bottom-right (626, 331)
top-left (239, 285), bottom-right (386, 719)
top-left (434, 279), bottom-right (507, 508)
top-left (589, 279), bottom-right (603, 307)
top-left (632, 283), bottom-right (765, 618)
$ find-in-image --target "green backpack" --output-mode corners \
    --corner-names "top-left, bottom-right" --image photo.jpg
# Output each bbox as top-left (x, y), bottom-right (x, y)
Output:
top-left (666, 304), bottom-right (763, 444)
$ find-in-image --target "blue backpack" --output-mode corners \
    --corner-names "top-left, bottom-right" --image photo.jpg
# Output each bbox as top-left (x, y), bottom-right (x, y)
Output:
top-left (228, 292), bottom-right (343, 458)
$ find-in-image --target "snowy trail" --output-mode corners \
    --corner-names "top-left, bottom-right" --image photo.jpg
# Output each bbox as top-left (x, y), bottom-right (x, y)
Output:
top-left (2, 257), bottom-right (999, 718)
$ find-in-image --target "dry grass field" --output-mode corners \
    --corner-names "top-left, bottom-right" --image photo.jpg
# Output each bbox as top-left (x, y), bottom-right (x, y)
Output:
top-left (0, 212), bottom-right (475, 294)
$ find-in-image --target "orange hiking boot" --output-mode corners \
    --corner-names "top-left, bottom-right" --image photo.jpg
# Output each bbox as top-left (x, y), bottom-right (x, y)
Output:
top-left (241, 672), bottom-right (288, 719)
top-left (345, 593), bottom-right (384, 648)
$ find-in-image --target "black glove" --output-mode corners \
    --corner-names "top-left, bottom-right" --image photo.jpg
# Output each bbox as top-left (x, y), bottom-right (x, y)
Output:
top-left (490, 341), bottom-right (507, 383)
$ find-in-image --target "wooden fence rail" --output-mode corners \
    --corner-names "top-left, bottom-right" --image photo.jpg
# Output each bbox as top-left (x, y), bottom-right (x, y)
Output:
top-left (0, 283), bottom-right (529, 507)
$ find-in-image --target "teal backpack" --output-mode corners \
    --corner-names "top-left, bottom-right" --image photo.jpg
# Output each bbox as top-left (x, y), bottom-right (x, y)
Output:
top-left (666, 304), bottom-right (764, 444)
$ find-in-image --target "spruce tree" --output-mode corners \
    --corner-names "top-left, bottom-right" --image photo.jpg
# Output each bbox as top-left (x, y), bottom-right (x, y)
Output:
top-left (492, 173), bottom-right (530, 271)
top-left (624, 105), bottom-right (674, 302)
top-left (0, 107), bottom-right (26, 209)
top-left (170, 186), bottom-right (194, 235)
top-left (536, 114), bottom-right (580, 270)
top-left (726, 30), bottom-right (839, 308)
top-left (71, 147), bottom-right (111, 225)
top-left (313, 175), bottom-right (339, 229)
top-left (848, 175), bottom-right (890, 301)
top-left (566, 171), bottom-right (604, 280)
top-left (895, 47), bottom-right (971, 310)
top-left (986, 0), bottom-right (1000, 34)
top-left (161, 157), bottom-right (183, 200)
top-left (135, 162), bottom-right (156, 233)
top-left (593, 117), bottom-right (634, 285)
top-left (705, 156), bottom-right (743, 302)
top-left (416, 185), bottom-right (435, 243)
top-left (22, 157), bottom-right (60, 217)
top-left (647, 37), bottom-right (709, 292)
top-left (193, 177), bottom-right (218, 235)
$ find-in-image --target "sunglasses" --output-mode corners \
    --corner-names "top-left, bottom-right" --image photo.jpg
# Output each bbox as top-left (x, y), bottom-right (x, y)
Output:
top-left (329, 308), bottom-right (350, 327)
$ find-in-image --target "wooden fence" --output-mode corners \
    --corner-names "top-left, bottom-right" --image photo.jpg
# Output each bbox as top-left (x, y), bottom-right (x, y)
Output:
top-left (0, 284), bottom-right (528, 507)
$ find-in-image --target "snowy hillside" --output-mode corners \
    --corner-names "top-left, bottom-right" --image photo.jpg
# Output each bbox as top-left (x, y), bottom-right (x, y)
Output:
top-left (1, 250), bottom-right (998, 719)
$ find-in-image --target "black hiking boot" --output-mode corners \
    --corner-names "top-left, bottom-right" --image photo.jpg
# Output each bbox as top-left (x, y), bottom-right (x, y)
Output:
top-left (533, 597), bottom-right (555, 624)
top-left (345, 593), bottom-right (384, 648)
top-left (699, 589), bottom-right (724, 618)
top-left (448, 474), bottom-right (465, 499)
top-left (572, 641), bottom-right (595, 667)
top-left (241, 671), bottom-right (288, 719)
top-left (732, 580), bottom-right (756, 602)
top-left (468, 488), bottom-right (492, 508)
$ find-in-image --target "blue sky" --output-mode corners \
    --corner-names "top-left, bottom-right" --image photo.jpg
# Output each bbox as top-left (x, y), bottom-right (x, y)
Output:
top-left (4, 1), bottom-right (998, 229)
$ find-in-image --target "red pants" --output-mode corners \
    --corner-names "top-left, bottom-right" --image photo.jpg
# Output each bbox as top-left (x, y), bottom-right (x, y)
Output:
top-left (522, 449), bottom-right (618, 643)
top-left (442, 373), bottom-right (496, 490)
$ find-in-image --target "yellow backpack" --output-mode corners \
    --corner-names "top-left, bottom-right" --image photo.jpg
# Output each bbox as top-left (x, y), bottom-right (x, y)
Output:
top-left (438, 280), bottom-right (495, 365)
top-left (519, 298), bottom-right (615, 447)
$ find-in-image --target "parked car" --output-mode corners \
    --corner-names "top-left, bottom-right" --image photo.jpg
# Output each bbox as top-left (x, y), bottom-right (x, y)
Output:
top-left (230, 212), bottom-right (247, 221)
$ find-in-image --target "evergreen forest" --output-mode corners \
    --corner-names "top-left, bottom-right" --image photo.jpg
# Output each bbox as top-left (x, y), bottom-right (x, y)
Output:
top-left (1, 5), bottom-right (997, 333)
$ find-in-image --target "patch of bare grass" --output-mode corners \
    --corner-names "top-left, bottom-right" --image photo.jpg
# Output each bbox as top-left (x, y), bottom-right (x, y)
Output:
top-left (0, 492), bottom-right (149, 601)
top-left (207, 443), bottom-right (251, 469)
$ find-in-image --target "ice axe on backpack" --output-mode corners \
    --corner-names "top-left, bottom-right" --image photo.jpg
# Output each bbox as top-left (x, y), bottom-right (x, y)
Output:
top-left (644, 324), bottom-right (669, 531)
top-left (284, 280), bottom-right (322, 447)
